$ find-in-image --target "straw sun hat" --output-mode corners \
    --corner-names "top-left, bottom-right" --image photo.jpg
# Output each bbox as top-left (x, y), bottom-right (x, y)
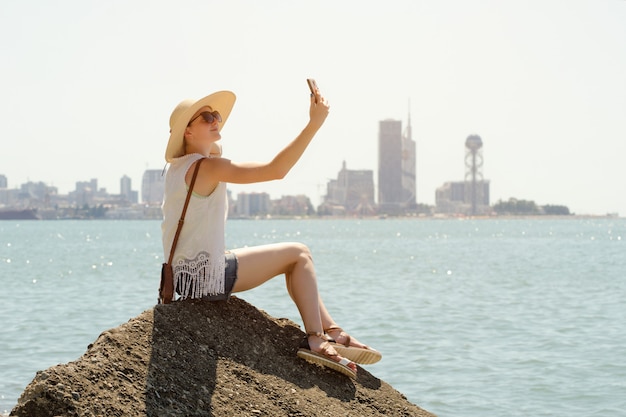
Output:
top-left (165, 91), bottom-right (236, 162)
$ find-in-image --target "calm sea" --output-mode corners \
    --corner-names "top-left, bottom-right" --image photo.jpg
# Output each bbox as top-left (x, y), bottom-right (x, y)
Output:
top-left (1, 218), bottom-right (624, 416)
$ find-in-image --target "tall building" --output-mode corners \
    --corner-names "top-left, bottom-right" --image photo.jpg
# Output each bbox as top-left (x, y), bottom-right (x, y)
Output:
top-left (402, 111), bottom-right (417, 206)
top-left (142, 170), bottom-right (165, 204)
top-left (73, 178), bottom-right (98, 206)
top-left (378, 114), bottom-right (416, 213)
top-left (0, 174), bottom-right (7, 189)
top-left (323, 161), bottom-right (375, 215)
top-left (120, 175), bottom-right (132, 199)
top-left (120, 175), bottom-right (138, 204)
top-left (236, 192), bottom-right (271, 217)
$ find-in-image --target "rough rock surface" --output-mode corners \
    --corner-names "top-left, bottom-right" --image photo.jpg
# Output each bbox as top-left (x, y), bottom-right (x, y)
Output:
top-left (11, 297), bottom-right (435, 417)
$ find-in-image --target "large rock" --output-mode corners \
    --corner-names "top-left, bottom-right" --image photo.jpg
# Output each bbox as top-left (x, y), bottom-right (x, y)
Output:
top-left (11, 297), bottom-right (435, 417)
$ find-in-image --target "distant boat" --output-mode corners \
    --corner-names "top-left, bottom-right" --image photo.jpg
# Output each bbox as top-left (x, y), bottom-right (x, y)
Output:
top-left (0, 209), bottom-right (40, 220)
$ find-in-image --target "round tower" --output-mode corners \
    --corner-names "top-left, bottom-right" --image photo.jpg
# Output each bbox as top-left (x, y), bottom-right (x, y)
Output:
top-left (464, 135), bottom-right (484, 215)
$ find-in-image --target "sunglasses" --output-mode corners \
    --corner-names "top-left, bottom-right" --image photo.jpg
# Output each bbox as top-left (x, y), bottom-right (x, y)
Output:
top-left (188, 110), bottom-right (222, 126)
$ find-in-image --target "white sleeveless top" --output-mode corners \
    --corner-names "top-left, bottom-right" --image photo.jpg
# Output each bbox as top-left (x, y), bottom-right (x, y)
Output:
top-left (161, 153), bottom-right (227, 299)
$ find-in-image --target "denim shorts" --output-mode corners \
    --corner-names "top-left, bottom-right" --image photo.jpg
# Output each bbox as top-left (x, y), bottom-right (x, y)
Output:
top-left (221, 251), bottom-right (239, 298)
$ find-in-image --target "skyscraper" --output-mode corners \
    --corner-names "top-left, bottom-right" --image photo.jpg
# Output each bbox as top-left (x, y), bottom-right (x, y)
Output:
top-left (142, 170), bottom-right (165, 204)
top-left (402, 111), bottom-right (416, 206)
top-left (378, 114), bottom-right (416, 213)
top-left (120, 175), bottom-right (138, 204)
top-left (120, 175), bottom-right (132, 199)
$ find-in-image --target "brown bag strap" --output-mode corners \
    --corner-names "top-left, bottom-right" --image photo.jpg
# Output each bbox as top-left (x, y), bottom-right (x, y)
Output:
top-left (167, 158), bottom-right (204, 264)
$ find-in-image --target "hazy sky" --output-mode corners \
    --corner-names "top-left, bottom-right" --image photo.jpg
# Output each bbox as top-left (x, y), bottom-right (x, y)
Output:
top-left (2, 0), bottom-right (625, 215)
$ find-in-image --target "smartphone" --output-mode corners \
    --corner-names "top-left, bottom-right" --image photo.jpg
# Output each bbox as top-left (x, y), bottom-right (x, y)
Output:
top-left (307, 78), bottom-right (318, 102)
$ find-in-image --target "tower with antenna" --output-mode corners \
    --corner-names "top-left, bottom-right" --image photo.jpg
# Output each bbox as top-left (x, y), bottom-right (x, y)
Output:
top-left (377, 102), bottom-right (416, 214)
top-left (403, 99), bottom-right (416, 207)
top-left (464, 134), bottom-right (484, 215)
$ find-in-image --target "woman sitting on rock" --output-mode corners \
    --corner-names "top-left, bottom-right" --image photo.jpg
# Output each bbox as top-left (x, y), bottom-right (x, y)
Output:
top-left (160, 85), bottom-right (380, 378)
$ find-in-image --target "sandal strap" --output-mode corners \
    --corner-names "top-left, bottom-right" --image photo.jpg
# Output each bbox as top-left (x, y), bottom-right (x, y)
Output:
top-left (306, 331), bottom-right (333, 342)
top-left (324, 327), bottom-right (351, 348)
top-left (324, 326), bottom-right (343, 332)
top-left (318, 341), bottom-right (339, 358)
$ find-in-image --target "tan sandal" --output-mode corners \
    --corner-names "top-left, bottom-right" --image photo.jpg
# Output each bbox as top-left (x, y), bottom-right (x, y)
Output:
top-left (297, 332), bottom-right (357, 378)
top-left (324, 326), bottom-right (382, 365)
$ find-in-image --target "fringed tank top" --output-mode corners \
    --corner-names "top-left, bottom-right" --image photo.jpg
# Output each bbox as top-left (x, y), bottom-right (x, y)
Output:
top-left (161, 153), bottom-right (228, 299)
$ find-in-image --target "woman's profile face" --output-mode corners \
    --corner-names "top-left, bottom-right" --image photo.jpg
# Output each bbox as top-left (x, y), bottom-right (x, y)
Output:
top-left (184, 106), bottom-right (222, 155)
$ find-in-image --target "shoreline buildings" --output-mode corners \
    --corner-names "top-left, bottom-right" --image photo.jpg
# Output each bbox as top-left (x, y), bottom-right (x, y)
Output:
top-left (6, 107), bottom-right (581, 218)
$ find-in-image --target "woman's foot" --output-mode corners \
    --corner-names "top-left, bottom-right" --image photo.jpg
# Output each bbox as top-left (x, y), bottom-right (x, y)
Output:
top-left (324, 326), bottom-right (382, 365)
top-left (297, 332), bottom-right (357, 378)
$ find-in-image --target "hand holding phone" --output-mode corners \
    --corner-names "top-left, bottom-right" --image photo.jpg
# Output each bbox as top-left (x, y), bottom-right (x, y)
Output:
top-left (307, 78), bottom-right (318, 103)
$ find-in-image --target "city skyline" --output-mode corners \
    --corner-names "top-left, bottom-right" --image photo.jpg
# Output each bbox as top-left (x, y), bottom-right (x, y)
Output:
top-left (0, 123), bottom-right (574, 215)
top-left (2, 1), bottom-right (625, 216)
top-left (0, 118), bottom-right (610, 215)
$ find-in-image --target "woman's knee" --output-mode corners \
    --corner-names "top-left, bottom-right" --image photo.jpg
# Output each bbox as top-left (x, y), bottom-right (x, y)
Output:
top-left (280, 242), bottom-right (313, 276)
top-left (293, 241), bottom-right (311, 254)
top-left (289, 242), bottom-right (313, 263)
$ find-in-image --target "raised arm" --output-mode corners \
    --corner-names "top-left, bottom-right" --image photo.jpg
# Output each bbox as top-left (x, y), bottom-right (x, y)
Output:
top-left (199, 88), bottom-right (330, 186)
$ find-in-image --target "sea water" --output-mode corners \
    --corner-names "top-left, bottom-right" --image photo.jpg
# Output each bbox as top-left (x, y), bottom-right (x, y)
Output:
top-left (1, 218), bottom-right (624, 416)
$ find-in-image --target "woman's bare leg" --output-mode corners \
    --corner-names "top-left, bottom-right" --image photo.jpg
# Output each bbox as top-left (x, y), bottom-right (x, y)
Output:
top-left (231, 242), bottom-right (322, 330)
top-left (231, 242), bottom-right (356, 372)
